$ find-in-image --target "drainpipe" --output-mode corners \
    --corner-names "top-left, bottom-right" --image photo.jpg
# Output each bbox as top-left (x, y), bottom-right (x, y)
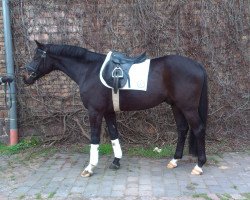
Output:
top-left (2, 0), bottom-right (18, 145)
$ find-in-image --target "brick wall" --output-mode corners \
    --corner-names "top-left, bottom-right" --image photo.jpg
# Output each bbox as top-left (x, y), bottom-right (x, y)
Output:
top-left (3, 1), bottom-right (250, 145)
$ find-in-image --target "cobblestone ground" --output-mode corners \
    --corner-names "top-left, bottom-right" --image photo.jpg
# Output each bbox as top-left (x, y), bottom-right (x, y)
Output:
top-left (0, 151), bottom-right (250, 200)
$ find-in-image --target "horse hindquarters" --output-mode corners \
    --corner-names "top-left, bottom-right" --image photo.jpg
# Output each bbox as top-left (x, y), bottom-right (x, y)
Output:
top-left (168, 62), bottom-right (208, 173)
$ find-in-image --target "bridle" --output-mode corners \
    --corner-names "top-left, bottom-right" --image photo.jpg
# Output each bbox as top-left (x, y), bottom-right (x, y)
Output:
top-left (26, 49), bottom-right (47, 79)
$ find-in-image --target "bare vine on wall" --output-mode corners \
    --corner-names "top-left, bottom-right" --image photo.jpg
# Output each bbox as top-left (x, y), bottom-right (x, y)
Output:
top-left (9, 0), bottom-right (249, 148)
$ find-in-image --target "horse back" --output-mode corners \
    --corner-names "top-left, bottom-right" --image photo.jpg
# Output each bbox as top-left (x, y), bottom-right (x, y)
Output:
top-left (119, 55), bottom-right (206, 111)
top-left (152, 54), bottom-right (205, 78)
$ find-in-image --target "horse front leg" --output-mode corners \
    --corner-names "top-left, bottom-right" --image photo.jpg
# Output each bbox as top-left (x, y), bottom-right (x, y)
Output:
top-left (81, 109), bottom-right (103, 177)
top-left (104, 112), bottom-right (122, 170)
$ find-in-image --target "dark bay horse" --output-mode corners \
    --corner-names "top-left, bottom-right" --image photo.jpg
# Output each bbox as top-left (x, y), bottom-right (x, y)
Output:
top-left (23, 41), bottom-right (208, 177)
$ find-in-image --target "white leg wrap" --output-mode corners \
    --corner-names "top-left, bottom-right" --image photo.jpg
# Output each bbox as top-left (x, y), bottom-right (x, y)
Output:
top-left (167, 158), bottom-right (178, 168)
top-left (85, 164), bottom-right (95, 173)
top-left (170, 159), bottom-right (178, 166)
top-left (111, 139), bottom-right (122, 159)
top-left (194, 165), bottom-right (203, 173)
top-left (84, 144), bottom-right (99, 173)
top-left (191, 164), bottom-right (203, 175)
top-left (89, 144), bottom-right (99, 166)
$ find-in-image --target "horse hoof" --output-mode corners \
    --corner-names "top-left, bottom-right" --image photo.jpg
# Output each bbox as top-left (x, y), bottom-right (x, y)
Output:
top-left (191, 167), bottom-right (203, 175)
top-left (167, 161), bottom-right (177, 169)
top-left (109, 163), bottom-right (120, 170)
top-left (81, 170), bottom-right (93, 177)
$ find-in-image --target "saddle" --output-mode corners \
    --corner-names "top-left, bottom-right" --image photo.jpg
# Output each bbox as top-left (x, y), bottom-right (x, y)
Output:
top-left (102, 51), bottom-right (147, 94)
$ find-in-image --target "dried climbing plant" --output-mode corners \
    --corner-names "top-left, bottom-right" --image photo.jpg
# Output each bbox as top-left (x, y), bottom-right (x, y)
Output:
top-left (9, 0), bottom-right (249, 149)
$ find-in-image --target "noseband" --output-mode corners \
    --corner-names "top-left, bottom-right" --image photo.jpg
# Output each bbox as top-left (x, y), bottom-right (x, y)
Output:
top-left (26, 49), bottom-right (47, 78)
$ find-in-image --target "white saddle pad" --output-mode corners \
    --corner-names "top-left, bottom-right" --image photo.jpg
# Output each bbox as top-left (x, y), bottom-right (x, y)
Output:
top-left (100, 51), bottom-right (151, 91)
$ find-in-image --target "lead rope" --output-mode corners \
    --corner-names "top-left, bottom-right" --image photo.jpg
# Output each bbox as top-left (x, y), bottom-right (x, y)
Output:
top-left (4, 82), bottom-right (12, 109)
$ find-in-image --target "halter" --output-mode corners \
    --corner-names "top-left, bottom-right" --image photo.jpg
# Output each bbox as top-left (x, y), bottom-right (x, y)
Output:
top-left (26, 49), bottom-right (47, 78)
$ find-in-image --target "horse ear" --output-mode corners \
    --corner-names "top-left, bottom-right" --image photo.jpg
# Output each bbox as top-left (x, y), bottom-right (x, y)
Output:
top-left (35, 40), bottom-right (42, 47)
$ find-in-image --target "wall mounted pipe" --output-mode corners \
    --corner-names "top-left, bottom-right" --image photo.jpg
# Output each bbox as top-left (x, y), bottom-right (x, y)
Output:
top-left (2, 0), bottom-right (18, 145)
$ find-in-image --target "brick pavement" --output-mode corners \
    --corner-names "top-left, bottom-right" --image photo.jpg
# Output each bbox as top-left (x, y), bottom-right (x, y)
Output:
top-left (0, 151), bottom-right (250, 200)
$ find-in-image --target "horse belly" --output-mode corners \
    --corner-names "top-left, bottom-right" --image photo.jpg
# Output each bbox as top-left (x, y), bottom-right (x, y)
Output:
top-left (119, 63), bottom-right (169, 111)
top-left (119, 88), bottom-right (167, 111)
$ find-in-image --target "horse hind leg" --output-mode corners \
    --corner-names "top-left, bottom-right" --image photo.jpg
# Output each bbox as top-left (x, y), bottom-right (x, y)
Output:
top-left (104, 112), bottom-right (122, 170)
top-left (167, 105), bottom-right (189, 169)
top-left (183, 110), bottom-right (206, 175)
top-left (189, 129), bottom-right (198, 157)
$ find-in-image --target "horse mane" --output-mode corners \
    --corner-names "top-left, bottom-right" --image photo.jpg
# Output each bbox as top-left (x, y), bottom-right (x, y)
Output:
top-left (47, 44), bottom-right (88, 58)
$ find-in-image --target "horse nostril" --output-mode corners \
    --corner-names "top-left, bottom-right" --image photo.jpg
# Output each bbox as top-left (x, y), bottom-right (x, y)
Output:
top-left (20, 70), bottom-right (26, 76)
top-left (23, 74), bottom-right (34, 85)
top-left (23, 73), bottom-right (28, 79)
top-left (22, 74), bottom-right (28, 81)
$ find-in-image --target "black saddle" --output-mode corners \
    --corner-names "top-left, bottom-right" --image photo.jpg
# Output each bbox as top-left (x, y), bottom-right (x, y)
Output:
top-left (111, 51), bottom-right (147, 65)
top-left (102, 51), bottom-right (147, 93)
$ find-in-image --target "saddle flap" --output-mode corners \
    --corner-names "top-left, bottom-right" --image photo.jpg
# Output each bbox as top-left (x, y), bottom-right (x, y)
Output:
top-left (102, 61), bottom-right (128, 89)
top-left (100, 51), bottom-right (150, 92)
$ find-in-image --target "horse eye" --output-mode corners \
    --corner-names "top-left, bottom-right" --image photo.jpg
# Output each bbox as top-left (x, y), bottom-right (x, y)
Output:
top-left (34, 55), bottom-right (40, 60)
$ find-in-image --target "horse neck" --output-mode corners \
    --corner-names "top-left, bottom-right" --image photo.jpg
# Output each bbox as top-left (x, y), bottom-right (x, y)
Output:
top-left (51, 53), bottom-right (106, 85)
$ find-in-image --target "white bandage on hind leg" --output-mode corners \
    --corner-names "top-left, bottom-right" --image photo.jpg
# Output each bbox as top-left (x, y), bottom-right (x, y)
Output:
top-left (170, 158), bottom-right (178, 167)
top-left (85, 144), bottom-right (99, 173)
top-left (170, 159), bottom-right (178, 165)
top-left (111, 139), bottom-right (122, 159)
top-left (194, 165), bottom-right (203, 173)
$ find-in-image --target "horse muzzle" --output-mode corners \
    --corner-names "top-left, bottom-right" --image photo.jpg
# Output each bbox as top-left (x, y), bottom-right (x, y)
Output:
top-left (22, 63), bottom-right (39, 85)
top-left (23, 73), bottom-right (36, 85)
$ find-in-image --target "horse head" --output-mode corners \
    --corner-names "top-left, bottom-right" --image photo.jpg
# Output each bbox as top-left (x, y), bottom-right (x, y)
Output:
top-left (23, 40), bottom-right (53, 84)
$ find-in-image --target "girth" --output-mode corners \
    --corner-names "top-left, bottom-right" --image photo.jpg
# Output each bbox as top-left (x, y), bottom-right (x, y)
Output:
top-left (102, 51), bottom-right (147, 94)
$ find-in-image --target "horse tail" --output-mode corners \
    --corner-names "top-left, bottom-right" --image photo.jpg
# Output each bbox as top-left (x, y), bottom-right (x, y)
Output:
top-left (189, 66), bottom-right (208, 156)
top-left (198, 68), bottom-right (208, 128)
